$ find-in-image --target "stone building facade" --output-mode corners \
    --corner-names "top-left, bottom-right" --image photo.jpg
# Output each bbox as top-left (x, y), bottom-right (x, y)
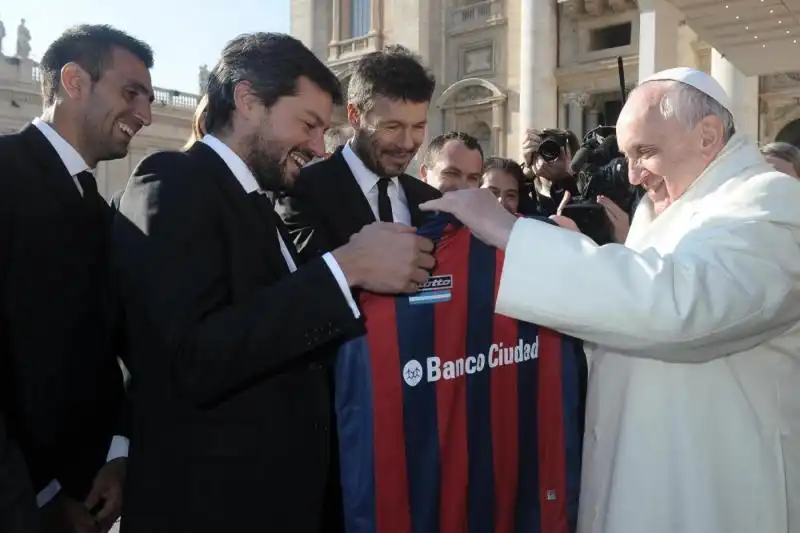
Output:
top-left (291, 0), bottom-right (800, 161)
top-left (0, 42), bottom-right (196, 199)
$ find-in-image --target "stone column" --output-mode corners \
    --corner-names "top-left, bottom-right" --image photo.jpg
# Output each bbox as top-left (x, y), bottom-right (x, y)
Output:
top-left (565, 92), bottom-right (588, 136)
top-left (329, 0), bottom-right (342, 60)
top-left (710, 49), bottom-right (759, 138)
top-left (370, 0), bottom-right (381, 33)
top-left (520, 0), bottom-right (558, 147)
top-left (492, 103), bottom-right (505, 156)
top-left (368, 0), bottom-right (383, 49)
top-left (637, 0), bottom-right (682, 80)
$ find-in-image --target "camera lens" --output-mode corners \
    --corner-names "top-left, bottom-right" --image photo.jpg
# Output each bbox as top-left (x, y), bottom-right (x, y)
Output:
top-left (538, 139), bottom-right (561, 162)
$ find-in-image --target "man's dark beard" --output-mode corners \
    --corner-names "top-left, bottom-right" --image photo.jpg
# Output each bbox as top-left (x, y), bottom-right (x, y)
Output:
top-left (245, 132), bottom-right (285, 193)
top-left (351, 130), bottom-right (396, 179)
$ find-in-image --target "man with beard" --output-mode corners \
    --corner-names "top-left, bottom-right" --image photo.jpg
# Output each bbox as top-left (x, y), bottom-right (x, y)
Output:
top-left (112, 33), bottom-right (435, 533)
top-left (277, 44), bottom-right (441, 258)
top-left (420, 68), bottom-right (800, 533)
top-left (0, 25), bottom-right (153, 533)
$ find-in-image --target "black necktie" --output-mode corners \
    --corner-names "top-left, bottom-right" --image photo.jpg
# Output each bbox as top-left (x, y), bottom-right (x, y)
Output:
top-left (76, 170), bottom-right (98, 199)
top-left (376, 178), bottom-right (394, 223)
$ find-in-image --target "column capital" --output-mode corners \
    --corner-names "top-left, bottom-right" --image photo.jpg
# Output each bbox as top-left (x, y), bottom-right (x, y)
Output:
top-left (564, 91), bottom-right (594, 108)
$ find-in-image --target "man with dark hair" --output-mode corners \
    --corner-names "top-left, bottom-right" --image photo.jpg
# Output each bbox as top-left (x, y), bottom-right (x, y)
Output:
top-left (277, 44), bottom-right (441, 257)
top-left (113, 33), bottom-right (434, 533)
top-left (521, 127), bottom-right (581, 216)
top-left (0, 24), bottom-right (154, 533)
top-left (419, 131), bottom-right (484, 193)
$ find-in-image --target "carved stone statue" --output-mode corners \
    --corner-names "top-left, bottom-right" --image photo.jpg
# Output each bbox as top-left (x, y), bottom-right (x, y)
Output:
top-left (198, 64), bottom-right (209, 95)
top-left (16, 19), bottom-right (30, 59)
top-left (0, 17), bottom-right (6, 56)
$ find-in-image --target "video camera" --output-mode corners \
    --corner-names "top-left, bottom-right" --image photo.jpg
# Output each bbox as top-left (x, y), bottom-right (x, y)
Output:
top-left (560, 126), bottom-right (635, 245)
top-left (556, 57), bottom-right (641, 245)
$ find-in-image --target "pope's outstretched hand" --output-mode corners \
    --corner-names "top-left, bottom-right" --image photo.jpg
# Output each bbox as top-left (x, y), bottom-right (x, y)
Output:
top-left (419, 189), bottom-right (518, 250)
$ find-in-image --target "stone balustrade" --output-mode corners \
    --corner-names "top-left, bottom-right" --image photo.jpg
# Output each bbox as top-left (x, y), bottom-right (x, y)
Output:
top-left (448, 0), bottom-right (504, 35)
top-left (1, 55), bottom-right (199, 114)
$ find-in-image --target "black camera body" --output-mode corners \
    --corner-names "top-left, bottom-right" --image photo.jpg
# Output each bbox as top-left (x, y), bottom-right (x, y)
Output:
top-left (565, 126), bottom-right (635, 245)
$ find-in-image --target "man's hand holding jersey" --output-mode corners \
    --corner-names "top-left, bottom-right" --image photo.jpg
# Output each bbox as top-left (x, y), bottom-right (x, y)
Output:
top-left (333, 222), bottom-right (436, 294)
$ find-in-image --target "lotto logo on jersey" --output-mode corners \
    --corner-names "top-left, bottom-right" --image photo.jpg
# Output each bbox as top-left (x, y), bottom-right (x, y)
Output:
top-left (418, 275), bottom-right (453, 292)
top-left (402, 337), bottom-right (539, 387)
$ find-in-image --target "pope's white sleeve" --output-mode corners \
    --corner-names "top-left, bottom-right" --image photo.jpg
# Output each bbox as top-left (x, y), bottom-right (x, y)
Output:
top-left (496, 217), bottom-right (800, 362)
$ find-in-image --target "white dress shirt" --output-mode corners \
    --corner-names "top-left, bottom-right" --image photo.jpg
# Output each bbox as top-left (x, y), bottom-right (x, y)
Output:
top-left (341, 143), bottom-right (411, 226)
top-left (31, 118), bottom-right (128, 507)
top-left (200, 135), bottom-right (360, 318)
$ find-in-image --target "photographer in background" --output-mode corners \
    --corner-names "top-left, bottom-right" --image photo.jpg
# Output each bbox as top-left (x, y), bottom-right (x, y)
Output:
top-left (521, 128), bottom-right (580, 216)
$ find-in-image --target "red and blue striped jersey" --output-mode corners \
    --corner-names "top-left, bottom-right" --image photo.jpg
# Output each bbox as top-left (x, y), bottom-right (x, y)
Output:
top-left (335, 213), bottom-right (587, 533)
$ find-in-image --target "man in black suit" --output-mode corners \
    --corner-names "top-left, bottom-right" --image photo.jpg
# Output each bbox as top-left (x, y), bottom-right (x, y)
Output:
top-left (277, 45), bottom-right (441, 257)
top-left (113, 33), bottom-right (434, 533)
top-left (0, 25), bottom-right (154, 533)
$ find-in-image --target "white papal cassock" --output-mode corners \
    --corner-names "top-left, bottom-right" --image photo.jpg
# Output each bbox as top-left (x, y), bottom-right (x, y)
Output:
top-left (496, 133), bottom-right (800, 533)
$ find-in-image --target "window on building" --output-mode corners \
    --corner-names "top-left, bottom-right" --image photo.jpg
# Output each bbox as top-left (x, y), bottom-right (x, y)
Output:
top-left (602, 99), bottom-right (623, 126)
top-left (589, 22), bottom-right (632, 51)
top-left (349, 0), bottom-right (371, 38)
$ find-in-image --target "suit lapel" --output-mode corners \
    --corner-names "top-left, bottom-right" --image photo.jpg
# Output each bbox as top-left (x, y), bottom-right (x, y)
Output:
top-left (272, 209), bottom-right (300, 266)
top-left (327, 149), bottom-right (377, 230)
top-left (399, 174), bottom-right (441, 227)
top-left (20, 124), bottom-right (84, 211)
top-left (399, 174), bottom-right (424, 226)
top-left (192, 143), bottom-right (289, 278)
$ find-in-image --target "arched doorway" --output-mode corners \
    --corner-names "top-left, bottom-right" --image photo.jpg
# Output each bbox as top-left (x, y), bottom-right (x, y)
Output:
top-left (776, 118), bottom-right (800, 148)
top-left (469, 121), bottom-right (492, 157)
top-left (435, 78), bottom-right (507, 156)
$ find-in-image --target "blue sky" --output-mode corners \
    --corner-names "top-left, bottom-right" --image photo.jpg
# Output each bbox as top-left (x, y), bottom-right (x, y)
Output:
top-left (2, 0), bottom-right (291, 93)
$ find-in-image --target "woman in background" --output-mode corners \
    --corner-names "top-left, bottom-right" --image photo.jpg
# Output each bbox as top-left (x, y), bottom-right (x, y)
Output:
top-left (482, 157), bottom-right (527, 214)
top-left (182, 93), bottom-right (208, 151)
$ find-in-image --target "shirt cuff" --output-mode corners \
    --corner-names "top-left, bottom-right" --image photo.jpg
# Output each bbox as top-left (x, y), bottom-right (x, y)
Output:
top-left (36, 479), bottom-right (61, 508)
top-left (107, 435), bottom-right (129, 462)
top-left (322, 252), bottom-right (361, 319)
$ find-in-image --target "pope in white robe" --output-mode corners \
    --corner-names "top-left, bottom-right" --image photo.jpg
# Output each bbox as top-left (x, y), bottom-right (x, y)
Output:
top-left (421, 68), bottom-right (800, 533)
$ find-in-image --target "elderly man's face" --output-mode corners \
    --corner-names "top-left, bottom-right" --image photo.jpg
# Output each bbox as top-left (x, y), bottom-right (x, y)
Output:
top-left (617, 83), bottom-right (723, 215)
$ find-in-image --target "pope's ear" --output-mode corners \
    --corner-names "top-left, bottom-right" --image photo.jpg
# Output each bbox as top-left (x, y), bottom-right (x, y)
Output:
top-left (698, 115), bottom-right (724, 153)
top-left (420, 164), bottom-right (429, 181)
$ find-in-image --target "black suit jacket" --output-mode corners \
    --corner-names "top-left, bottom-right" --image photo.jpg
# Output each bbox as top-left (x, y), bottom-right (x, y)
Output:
top-left (113, 142), bottom-right (360, 533)
top-left (0, 414), bottom-right (40, 533)
top-left (276, 146), bottom-right (441, 257)
top-left (0, 124), bottom-right (126, 500)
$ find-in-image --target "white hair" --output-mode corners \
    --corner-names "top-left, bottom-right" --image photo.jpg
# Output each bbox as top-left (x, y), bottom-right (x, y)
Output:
top-left (651, 80), bottom-right (736, 142)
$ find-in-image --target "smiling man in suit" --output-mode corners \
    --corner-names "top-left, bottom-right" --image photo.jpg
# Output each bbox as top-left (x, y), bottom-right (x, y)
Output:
top-left (112, 33), bottom-right (435, 533)
top-left (277, 45), bottom-right (442, 258)
top-left (0, 25), bottom-right (153, 533)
